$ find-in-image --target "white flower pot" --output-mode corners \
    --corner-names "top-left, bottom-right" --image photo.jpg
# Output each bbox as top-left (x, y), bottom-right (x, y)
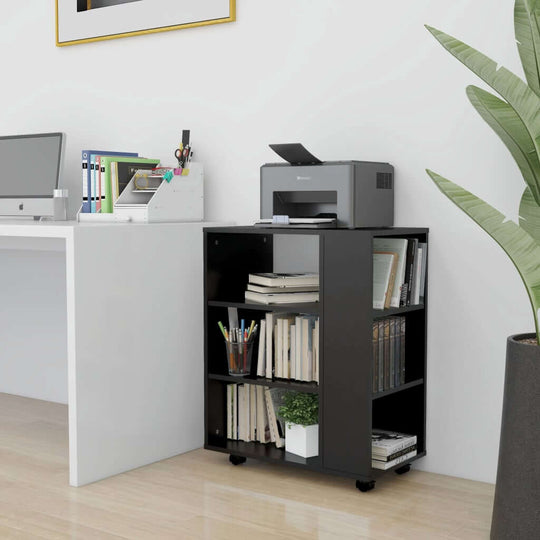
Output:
top-left (285, 422), bottom-right (319, 458)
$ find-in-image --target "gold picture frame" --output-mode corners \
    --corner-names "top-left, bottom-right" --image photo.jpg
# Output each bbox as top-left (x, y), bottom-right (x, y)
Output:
top-left (56, 0), bottom-right (236, 47)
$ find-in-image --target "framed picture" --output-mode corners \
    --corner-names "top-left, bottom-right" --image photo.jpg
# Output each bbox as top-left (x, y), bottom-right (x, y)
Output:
top-left (56, 0), bottom-right (236, 46)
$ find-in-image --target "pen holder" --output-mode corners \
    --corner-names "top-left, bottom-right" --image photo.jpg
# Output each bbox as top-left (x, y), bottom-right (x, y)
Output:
top-left (225, 340), bottom-right (255, 376)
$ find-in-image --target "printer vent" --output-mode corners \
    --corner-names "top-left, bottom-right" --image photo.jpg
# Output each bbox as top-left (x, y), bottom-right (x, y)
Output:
top-left (376, 172), bottom-right (393, 189)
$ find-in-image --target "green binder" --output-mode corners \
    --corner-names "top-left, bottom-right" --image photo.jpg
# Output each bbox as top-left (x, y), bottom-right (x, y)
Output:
top-left (100, 156), bottom-right (160, 213)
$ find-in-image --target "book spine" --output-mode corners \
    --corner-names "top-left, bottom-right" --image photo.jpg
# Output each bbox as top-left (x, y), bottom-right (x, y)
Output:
top-left (389, 317), bottom-right (395, 389)
top-left (295, 316), bottom-right (302, 381)
top-left (377, 320), bottom-right (384, 392)
top-left (372, 436), bottom-right (417, 456)
top-left (373, 444), bottom-right (417, 462)
top-left (372, 450), bottom-right (417, 470)
top-left (96, 156), bottom-right (102, 213)
top-left (290, 325), bottom-right (296, 380)
top-left (383, 318), bottom-right (390, 390)
top-left (406, 239), bottom-right (418, 306)
top-left (90, 155), bottom-right (97, 213)
top-left (372, 321), bottom-right (378, 393)
top-left (265, 313), bottom-right (273, 379)
top-left (314, 318), bottom-right (319, 384)
top-left (226, 384), bottom-right (232, 439)
top-left (256, 319), bottom-right (266, 377)
top-left (400, 316), bottom-right (406, 385)
top-left (81, 151), bottom-right (90, 213)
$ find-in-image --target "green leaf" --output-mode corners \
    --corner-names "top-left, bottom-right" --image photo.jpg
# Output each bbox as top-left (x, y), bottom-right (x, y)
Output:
top-left (426, 169), bottom-right (540, 338)
top-left (466, 85), bottom-right (540, 204)
top-left (515, 0), bottom-right (540, 96)
top-left (519, 187), bottom-right (540, 244)
top-left (425, 25), bottom-right (540, 155)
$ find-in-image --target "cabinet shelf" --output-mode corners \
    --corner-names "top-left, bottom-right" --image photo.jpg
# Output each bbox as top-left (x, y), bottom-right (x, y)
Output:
top-left (208, 373), bottom-right (320, 393)
top-left (372, 304), bottom-right (424, 319)
top-left (207, 439), bottom-right (323, 470)
top-left (208, 300), bottom-right (320, 314)
top-left (372, 379), bottom-right (424, 400)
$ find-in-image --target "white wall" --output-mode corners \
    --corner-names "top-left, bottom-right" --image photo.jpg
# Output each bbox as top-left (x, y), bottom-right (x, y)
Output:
top-left (0, 0), bottom-right (530, 484)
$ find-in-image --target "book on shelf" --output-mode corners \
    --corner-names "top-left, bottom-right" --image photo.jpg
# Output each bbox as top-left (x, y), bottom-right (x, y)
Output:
top-left (248, 272), bottom-right (319, 288)
top-left (371, 237), bottom-right (427, 309)
top-left (372, 429), bottom-right (417, 456)
top-left (373, 238), bottom-right (408, 308)
top-left (372, 449), bottom-right (417, 470)
top-left (418, 242), bottom-right (427, 304)
top-left (373, 444), bottom-right (418, 463)
top-left (402, 239), bottom-right (418, 306)
top-left (247, 283), bottom-right (318, 294)
top-left (245, 290), bottom-right (319, 305)
top-left (250, 313), bottom-right (319, 383)
top-left (256, 319), bottom-right (266, 377)
top-left (372, 316), bottom-right (405, 393)
top-left (372, 252), bottom-right (397, 309)
top-left (264, 387), bottom-right (286, 447)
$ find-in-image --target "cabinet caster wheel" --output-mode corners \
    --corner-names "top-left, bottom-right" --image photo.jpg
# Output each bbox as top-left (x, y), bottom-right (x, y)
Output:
top-left (395, 464), bottom-right (411, 475)
top-left (229, 455), bottom-right (246, 466)
top-left (356, 480), bottom-right (375, 492)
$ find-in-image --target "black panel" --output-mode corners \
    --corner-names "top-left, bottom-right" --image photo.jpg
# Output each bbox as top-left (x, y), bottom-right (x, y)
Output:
top-left (205, 232), bottom-right (273, 302)
top-left (322, 230), bottom-right (373, 476)
top-left (372, 384), bottom-right (426, 453)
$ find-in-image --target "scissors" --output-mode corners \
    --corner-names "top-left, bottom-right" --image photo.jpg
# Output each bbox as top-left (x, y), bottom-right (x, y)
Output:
top-left (174, 143), bottom-right (184, 166)
top-left (174, 144), bottom-right (191, 167)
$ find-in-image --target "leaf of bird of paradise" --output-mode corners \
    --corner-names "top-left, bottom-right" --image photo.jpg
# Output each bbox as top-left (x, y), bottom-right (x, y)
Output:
top-left (514, 0), bottom-right (540, 96)
top-left (426, 169), bottom-right (540, 338)
top-left (425, 25), bottom-right (540, 153)
top-left (519, 187), bottom-right (540, 246)
top-left (467, 84), bottom-right (540, 203)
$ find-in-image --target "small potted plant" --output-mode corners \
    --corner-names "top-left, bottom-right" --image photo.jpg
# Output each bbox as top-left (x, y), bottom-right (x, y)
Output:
top-left (279, 392), bottom-right (319, 458)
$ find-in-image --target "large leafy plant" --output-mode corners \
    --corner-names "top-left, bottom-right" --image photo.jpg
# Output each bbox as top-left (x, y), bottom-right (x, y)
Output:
top-left (426, 0), bottom-right (540, 341)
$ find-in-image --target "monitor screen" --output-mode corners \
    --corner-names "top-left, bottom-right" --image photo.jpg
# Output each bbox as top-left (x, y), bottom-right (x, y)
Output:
top-left (0, 133), bottom-right (64, 198)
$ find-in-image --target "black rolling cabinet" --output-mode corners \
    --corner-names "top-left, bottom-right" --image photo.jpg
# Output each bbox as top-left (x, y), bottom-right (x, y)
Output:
top-left (203, 226), bottom-right (428, 490)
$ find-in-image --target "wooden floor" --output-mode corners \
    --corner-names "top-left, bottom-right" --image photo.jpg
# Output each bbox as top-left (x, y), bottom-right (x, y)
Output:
top-left (0, 393), bottom-right (494, 539)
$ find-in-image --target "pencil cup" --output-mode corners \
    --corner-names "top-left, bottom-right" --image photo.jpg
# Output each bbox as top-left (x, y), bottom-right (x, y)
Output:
top-left (225, 340), bottom-right (254, 376)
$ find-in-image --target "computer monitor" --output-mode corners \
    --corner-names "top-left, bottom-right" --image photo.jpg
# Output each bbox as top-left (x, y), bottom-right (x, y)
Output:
top-left (0, 132), bottom-right (65, 219)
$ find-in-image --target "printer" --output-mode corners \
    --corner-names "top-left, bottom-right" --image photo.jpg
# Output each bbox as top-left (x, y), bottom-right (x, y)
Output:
top-left (260, 159), bottom-right (394, 229)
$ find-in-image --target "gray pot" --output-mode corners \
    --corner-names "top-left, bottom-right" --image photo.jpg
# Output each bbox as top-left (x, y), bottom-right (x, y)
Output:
top-left (491, 333), bottom-right (540, 539)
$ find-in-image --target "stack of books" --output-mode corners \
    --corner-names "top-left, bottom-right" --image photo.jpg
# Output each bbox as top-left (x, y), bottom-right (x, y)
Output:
top-left (245, 273), bottom-right (319, 305)
top-left (371, 429), bottom-right (417, 470)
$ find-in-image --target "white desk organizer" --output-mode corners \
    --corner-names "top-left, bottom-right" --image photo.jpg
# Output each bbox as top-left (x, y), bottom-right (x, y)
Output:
top-left (112, 162), bottom-right (203, 223)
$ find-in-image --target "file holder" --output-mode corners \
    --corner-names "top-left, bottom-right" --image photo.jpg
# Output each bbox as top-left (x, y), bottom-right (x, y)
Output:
top-left (113, 162), bottom-right (203, 223)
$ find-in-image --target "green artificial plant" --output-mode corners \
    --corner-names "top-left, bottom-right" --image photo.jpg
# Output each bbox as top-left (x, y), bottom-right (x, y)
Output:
top-left (426, 0), bottom-right (540, 341)
top-left (278, 392), bottom-right (319, 427)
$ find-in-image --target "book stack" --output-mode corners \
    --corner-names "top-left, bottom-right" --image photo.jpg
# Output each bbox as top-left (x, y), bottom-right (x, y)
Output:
top-left (372, 238), bottom-right (427, 309)
top-left (372, 316), bottom-right (406, 393)
top-left (371, 429), bottom-right (417, 470)
top-left (254, 313), bottom-right (319, 382)
top-left (227, 384), bottom-right (288, 447)
top-left (245, 273), bottom-right (319, 305)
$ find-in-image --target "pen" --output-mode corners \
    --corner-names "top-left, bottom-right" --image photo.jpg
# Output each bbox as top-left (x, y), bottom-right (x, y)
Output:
top-left (248, 320), bottom-right (255, 338)
top-left (217, 321), bottom-right (227, 340)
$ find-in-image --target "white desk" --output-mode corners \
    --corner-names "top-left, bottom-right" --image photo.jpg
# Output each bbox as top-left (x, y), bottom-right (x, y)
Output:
top-left (0, 220), bottom-right (217, 486)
